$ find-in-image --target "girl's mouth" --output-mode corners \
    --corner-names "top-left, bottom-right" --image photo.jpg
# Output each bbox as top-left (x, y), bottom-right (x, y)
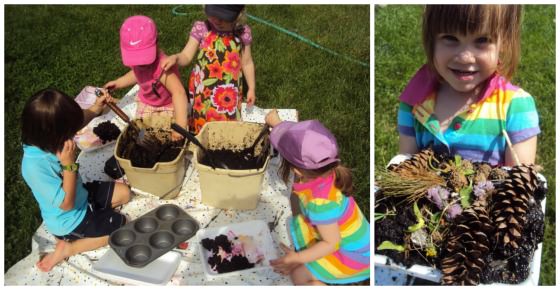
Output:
top-left (450, 68), bottom-right (477, 80)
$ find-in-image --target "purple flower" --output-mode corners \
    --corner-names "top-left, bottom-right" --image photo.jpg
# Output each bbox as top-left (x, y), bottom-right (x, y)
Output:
top-left (446, 203), bottom-right (463, 220)
top-left (427, 186), bottom-right (443, 209)
top-left (473, 187), bottom-right (486, 197)
top-left (482, 181), bottom-right (494, 191)
top-left (473, 181), bottom-right (495, 199)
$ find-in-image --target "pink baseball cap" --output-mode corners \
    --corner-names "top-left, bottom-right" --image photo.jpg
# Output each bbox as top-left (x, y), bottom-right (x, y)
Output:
top-left (270, 120), bottom-right (340, 170)
top-left (120, 15), bottom-right (157, 67)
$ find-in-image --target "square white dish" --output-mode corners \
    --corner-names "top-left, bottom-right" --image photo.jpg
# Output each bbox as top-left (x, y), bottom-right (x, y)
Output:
top-left (196, 220), bottom-right (278, 279)
top-left (92, 248), bottom-right (181, 285)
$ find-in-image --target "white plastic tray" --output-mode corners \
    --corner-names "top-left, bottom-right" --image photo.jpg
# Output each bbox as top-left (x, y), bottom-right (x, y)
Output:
top-left (375, 198), bottom-right (546, 286)
top-left (196, 220), bottom-right (278, 280)
top-left (376, 157), bottom-right (547, 285)
top-left (92, 249), bottom-right (181, 285)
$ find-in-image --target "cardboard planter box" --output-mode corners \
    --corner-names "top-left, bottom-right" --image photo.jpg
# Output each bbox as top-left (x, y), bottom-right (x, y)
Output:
top-left (193, 121), bottom-right (270, 210)
top-left (115, 116), bottom-right (187, 199)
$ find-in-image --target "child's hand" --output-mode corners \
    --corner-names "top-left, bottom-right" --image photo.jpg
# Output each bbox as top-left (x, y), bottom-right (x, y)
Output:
top-left (270, 243), bottom-right (301, 275)
top-left (171, 130), bottom-right (185, 142)
top-left (265, 109), bottom-right (282, 128)
top-left (246, 89), bottom-right (256, 108)
top-left (161, 54), bottom-right (178, 72)
top-left (103, 80), bottom-right (118, 91)
top-left (56, 139), bottom-right (77, 166)
top-left (92, 89), bottom-right (116, 114)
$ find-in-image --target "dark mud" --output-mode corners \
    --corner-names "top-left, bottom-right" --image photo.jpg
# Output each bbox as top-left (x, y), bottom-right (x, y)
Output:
top-left (375, 196), bottom-right (440, 268)
top-left (117, 127), bottom-right (185, 168)
top-left (200, 146), bottom-right (270, 170)
top-left (93, 121), bottom-right (121, 144)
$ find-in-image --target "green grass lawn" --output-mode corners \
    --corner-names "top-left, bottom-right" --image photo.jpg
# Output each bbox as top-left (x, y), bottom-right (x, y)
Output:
top-left (4, 5), bottom-right (369, 272)
top-left (375, 5), bottom-right (555, 285)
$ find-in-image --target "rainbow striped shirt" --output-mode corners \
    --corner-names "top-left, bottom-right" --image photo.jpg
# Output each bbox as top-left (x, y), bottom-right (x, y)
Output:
top-left (398, 74), bottom-right (540, 166)
top-left (289, 173), bottom-right (370, 284)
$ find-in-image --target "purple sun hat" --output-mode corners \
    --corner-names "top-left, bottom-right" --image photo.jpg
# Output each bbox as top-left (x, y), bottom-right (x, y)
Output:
top-left (270, 120), bottom-right (340, 170)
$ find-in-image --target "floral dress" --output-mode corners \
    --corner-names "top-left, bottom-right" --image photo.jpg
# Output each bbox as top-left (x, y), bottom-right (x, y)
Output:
top-left (188, 21), bottom-right (252, 134)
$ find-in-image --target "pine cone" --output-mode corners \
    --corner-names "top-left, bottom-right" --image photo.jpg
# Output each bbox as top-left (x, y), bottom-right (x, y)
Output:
top-left (491, 165), bottom-right (539, 251)
top-left (389, 149), bottom-right (434, 174)
top-left (441, 199), bottom-right (494, 285)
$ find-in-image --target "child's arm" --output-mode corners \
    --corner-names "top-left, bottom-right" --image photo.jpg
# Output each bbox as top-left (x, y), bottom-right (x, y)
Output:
top-left (270, 223), bottom-right (340, 270)
top-left (56, 139), bottom-right (78, 211)
top-left (161, 71), bottom-right (188, 141)
top-left (103, 70), bottom-right (137, 91)
top-left (399, 133), bottom-right (419, 154)
top-left (507, 136), bottom-right (537, 165)
top-left (241, 45), bottom-right (256, 107)
top-left (161, 37), bottom-right (199, 71)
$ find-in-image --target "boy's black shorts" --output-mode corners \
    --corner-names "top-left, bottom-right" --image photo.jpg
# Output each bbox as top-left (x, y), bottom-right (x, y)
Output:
top-left (54, 181), bottom-right (126, 242)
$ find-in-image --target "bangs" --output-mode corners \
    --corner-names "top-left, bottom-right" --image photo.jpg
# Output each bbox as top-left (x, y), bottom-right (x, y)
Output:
top-left (426, 5), bottom-right (504, 38)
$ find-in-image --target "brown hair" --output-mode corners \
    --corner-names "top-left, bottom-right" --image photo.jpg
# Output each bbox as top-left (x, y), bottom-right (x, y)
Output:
top-left (21, 88), bottom-right (84, 154)
top-left (422, 5), bottom-right (522, 80)
top-left (279, 158), bottom-right (354, 196)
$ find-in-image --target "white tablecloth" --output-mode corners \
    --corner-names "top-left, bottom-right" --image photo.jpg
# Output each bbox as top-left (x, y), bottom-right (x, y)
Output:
top-left (5, 86), bottom-right (297, 285)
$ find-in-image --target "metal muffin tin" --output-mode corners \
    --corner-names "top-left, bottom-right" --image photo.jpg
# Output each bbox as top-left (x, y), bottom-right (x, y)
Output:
top-left (109, 204), bottom-right (199, 267)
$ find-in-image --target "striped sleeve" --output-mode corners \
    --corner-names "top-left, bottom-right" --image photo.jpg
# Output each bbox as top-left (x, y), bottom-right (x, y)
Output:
top-left (307, 199), bottom-right (343, 225)
top-left (397, 102), bottom-right (415, 136)
top-left (506, 90), bottom-right (541, 144)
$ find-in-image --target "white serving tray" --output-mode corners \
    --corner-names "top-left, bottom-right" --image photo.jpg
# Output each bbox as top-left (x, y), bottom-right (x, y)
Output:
top-left (376, 157), bottom-right (547, 285)
top-left (92, 249), bottom-right (181, 285)
top-left (196, 220), bottom-right (278, 280)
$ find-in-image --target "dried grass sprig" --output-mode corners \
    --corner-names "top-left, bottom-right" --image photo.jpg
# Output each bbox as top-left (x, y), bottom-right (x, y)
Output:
top-left (376, 168), bottom-right (446, 204)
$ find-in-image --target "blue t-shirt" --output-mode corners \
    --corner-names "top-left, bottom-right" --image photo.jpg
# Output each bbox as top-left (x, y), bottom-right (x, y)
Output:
top-left (21, 145), bottom-right (87, 236)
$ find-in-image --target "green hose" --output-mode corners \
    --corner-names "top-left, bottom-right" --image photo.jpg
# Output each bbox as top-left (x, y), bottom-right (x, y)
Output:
top-left (171, 5), bottom-right (369, 68)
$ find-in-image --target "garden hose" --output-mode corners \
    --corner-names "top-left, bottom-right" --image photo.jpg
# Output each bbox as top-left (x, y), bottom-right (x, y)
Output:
top-left (171, 5), bottom-right (369, 68)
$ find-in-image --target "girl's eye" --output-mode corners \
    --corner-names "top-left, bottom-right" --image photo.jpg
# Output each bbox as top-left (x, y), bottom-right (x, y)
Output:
top-left (476, 37), bottom-right (491, 44)
top-left (441, 35), bottom-right (458, 43)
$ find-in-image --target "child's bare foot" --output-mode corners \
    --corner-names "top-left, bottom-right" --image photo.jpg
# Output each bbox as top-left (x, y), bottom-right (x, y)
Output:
top-left (36, 240), bottom-right (69, 272)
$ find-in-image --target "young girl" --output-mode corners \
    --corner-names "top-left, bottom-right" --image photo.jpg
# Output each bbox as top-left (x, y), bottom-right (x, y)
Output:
top-left (21, 88), bottom-right (131, 272)
top-left (161, 5), bottom-right (256, 134)
top-left (265, 110), bottom-right (370, 285)
top-left (104, 15), bottom-right (188, 140)
top-left (398, 5), bottom-right (540, 166)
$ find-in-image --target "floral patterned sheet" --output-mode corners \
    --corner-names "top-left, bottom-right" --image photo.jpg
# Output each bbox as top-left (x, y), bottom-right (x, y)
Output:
top-left (5, 86), bottom-right (298, 285)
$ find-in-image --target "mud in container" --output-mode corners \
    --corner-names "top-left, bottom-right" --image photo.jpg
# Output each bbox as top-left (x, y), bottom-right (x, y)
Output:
top-left (193, 121), bottom-right (271, 210)
top-left (115, 115), bottom-right (187, 199)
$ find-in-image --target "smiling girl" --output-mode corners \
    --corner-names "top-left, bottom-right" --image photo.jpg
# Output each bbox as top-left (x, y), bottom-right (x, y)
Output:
top-left (397, 5), bottom-right (540, 166)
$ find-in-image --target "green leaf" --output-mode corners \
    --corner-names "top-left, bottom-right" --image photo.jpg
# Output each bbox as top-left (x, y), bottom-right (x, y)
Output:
top-left (215, 39), bottom-right (225, 52)
top-left (203, 78), bottom-right (218, 86)
top-left (199, 59), bottom-right (208, 68)
top-left (230, 40), bottom-right (238, 51)
top-left (454, 154), bottom-right (462, 167)
top-left (377, 241), bottom-right (405, 252)
top-left (223, 73), bottom-right (232, 84)
top-left (197, 49), bottom-right (204, 60)
top-left (428, 211), bottom-right (442, 232)
top-left (464, 169), bottom-right (475, 176)
top-left (407, 202), bottom-right (425, 232)
top-left (459, 186), bottom-right (473, 208)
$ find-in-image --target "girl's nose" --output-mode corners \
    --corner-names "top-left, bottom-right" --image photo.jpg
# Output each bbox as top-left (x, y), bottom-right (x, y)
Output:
top-left (455, 48), bottom-right (475, 63)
